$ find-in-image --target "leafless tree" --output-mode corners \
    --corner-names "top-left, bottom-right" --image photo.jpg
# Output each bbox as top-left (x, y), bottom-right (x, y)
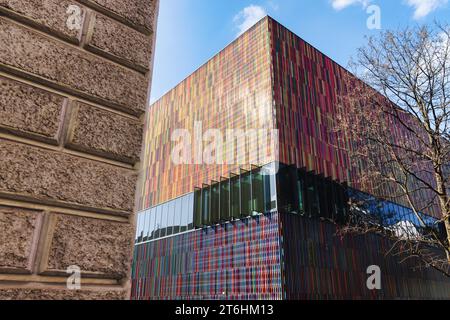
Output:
top-left (334, 23), bottom-right (450, 277)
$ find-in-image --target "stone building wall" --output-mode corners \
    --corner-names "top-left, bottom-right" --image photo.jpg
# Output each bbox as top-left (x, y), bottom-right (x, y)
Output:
top-left (0, 0), bottom-right (159, 299)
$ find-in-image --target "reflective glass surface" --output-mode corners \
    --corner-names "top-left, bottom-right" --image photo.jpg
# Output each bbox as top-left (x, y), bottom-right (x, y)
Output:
top-left (148, 208), bottom-right (156, 240)
top-left (240, 170), bottom-right (252, 217)
top-left (166, 201), bottom-right (174, 236)
top-left (136, 162), bottom-right (440, 245)
top-left (251, 168), bottom-right (264, 214)
top-left (187, 193), bottom-right (194, 230)
top-left (154, 205), bottom-right (162, 239)
top-left (230, 175), bottom-right (241, 219)
top-left (135, 193), bottom-right (196, 243)
top-left (348, 188), bottom-right (440, 238)
top-left (211, 183), bottom-right (220, 224)
top-left (202, 186), bottom-right (211, 226)
top-left (220, 179), bottom-right (231, 221)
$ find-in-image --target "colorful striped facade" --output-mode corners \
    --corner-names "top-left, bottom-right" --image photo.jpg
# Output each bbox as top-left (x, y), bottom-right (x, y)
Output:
top-left (281, 214), bottom-right (449, 299)
top-left (139, 18), bottom-right (274, 210)
top-left (139, 17), bottom-right (437, 216)
top-left (132, 17), bottom-right (449, 300)
top-left (268, 19), bottom-right (439, 216)
top-left (132, 212), bottom-right (450, 300)
top-left (270, 19), bottom-right (352, 184)
top-left (132, 212), bottom-right (283, 300)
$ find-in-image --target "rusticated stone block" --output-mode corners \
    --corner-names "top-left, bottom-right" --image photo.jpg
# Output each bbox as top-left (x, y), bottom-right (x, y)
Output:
top-left (0, 0), bottom-right (85, 43)
top-left (67, 102), bottom-right (142, 164)
top-left (0, 207), bottom-right (41, 273)
top-left (0, 76), bottom-right (65, 144)
top-left (0, 139), bottom-right (137, 214)
top-left (42, 214), bottom-right (133, 279)
top-left (87, 13), bottom-right (153, 71)
top-left (79, 0), bottom-right (156, 32)
top-left (0, 18), bottom-right (147, 116)
top-left (0, 286), bottom-right (127, 300)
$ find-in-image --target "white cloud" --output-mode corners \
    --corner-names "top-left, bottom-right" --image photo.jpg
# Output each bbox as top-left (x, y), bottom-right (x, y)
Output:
top-left (234, 5), bottom-right (267, 37)
top-left (405, 0), bottom-right (448, 19)
top-left (331, 0), bottom-right (371, 10)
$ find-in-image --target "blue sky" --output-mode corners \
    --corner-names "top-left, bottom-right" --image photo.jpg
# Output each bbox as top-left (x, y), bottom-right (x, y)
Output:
top-left (150, 0), bottom-right (450, 103)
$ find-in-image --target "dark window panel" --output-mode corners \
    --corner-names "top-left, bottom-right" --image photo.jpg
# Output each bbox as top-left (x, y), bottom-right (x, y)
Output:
top-left (297, 169), bottom-right (306, 215)
top-left (220, 178), bottom-right (231, 221)
top-left (312, 174), bottom-right (321, 218)
top-left (304, 172), bottom-right (314, 218)
top-left (211, 182), bottom-right (220, 224)
top-left (288, 165), bottom-right (300, 214)
top-left (323, 177), bottom-right (333, 219)
top-left (317, 174), bottom-right (328, 219)
top-left (202, 184), bottom-right (211, 226)
top-left (251, 167), bottom-right (265, 214)
top-left (230, 174), bottom-right (241, 219)
top-left (194, 188), bottom-right (202, 228)
top-left (335, 183), bottom-right (348, 224)
top-left (278, 164), bottom-right (300, 214)
top-left (240, 169), bottom-right (252, 217)
top-left (330, 181), bottom-right (338, 221)
top-left (342, 183), bottom-right (349, 223)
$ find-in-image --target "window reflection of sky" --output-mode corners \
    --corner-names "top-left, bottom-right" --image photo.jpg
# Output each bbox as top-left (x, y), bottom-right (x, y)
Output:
top-left (136, 193), bottom-right (195, 243)
top-left (136, 170), bottom-right (440, 244)
top-left (348, 188), bottom-right (438, 230)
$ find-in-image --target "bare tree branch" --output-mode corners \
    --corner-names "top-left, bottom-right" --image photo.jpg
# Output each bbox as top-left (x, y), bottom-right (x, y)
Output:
top-left (334, 22), bottom-right (450, 276)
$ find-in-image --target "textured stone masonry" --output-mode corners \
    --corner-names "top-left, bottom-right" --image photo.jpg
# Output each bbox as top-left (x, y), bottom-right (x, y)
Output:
top-left (0, 207), bottom-right (42, 273)
top-left (0, 0), bottom-right (159, 299)
top-left (78, 0), bottom-right (156, 32)
top-left (0, 76), bottom-right (66, 144)
top-left (0, 0), bottom-right (85, 43)
top-left (0, 18), bottom-right (148, 116)
top-left (0, 139), bottom-right (137, 214)
top-left (86, 13), bottom-right (154, 72)
top-left (41, 214), bottom-right (133, 279)
top-left (0, 286), bottom-right (127, 300)
top-left (67, 101), bottom-right (143, 164)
